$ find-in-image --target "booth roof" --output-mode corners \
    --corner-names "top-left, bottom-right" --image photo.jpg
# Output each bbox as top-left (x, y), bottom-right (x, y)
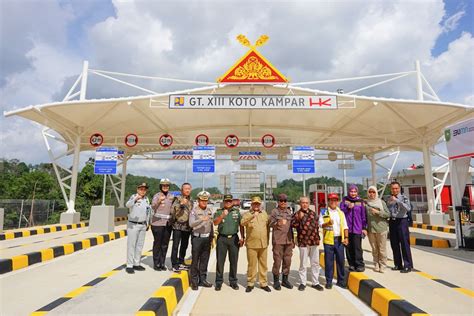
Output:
top-left (4, 84), bottom-right (473, 155)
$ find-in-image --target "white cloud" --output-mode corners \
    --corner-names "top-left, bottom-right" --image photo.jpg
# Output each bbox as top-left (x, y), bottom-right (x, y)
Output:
top-left (441, 10), bottom-right (465, 33)
top-left (424, 32), bottom-right (474, 104)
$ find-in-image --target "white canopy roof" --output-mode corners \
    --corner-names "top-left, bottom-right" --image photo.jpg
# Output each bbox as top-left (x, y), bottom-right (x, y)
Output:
top-left (4, 84), bottom-right (473, 156)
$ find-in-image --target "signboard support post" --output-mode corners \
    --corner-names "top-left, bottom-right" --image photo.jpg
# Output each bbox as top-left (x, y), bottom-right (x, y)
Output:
top-left (201, 173), bottom-right (204, 191)
top-left (342, 153), bottom-right (347, 197)
top-left (102, 175), bottom-right (107, 206)
top-left (303, 174), bottom-right (306, 196)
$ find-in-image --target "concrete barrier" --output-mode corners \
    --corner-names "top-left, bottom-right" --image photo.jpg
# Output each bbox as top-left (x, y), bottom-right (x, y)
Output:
top-left (60, 211), bottom-right (81, 224)
top-left (88, 205), bottom-right (115, 234)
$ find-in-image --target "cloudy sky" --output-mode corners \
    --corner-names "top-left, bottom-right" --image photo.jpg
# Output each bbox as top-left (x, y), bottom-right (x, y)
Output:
top-left (1, 0), bottom-right (473, 190)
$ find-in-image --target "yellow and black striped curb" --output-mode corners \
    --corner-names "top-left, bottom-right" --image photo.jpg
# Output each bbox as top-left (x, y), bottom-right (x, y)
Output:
top-left (411, 222), bottom-right (455, 234)
top-left (0, 229), bottom-right (127, 275)
top-left (0, 223), bottom-right (89, 241)
top-left (30, 263), bottom-right (126, 315)
top-left (30, 250), bottom-right (153, 315)
top-left (319, 252), bottom-right (427, 316)
top-left (137, 260), bottom-right (191, 316)
top-left (414, 270), bottom-right (474, 298)
top-left (409, 236), bottom-right (451, 248)
top-left (0, 216), bottom-right (128, 241)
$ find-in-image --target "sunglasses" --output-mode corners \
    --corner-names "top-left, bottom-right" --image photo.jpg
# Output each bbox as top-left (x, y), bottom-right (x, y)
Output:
top-left (279, 200), bottom-right (287, 202)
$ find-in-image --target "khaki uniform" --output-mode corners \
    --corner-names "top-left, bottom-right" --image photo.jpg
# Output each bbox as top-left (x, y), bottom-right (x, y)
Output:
top-left (241, 210), bottom-right (270, 287)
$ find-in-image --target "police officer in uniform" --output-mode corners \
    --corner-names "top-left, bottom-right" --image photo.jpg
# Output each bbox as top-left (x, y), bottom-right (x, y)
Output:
top-left (125, 183), bottom-right (152, 274)
top-left (189, 191), bottom-right (214, 290)
top-left (387, 181), bottom-right (414, 273)
top-left (151, 178), bottom-right (175, 271)
top-left (213, 194), bottom-right (245, 291)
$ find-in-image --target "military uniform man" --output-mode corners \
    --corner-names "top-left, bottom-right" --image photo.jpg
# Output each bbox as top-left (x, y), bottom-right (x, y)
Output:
top-left (170, 183), bottom-right (193, 272)
top-left (151, 178), bottom-right (175, 271)
top-left (269, 193), bottom-right (294, 290)
top-left (125, 183), bottom-right (152, 274)
top-left (189, 191), bottom-right (214, 290)
top-left (213, 194), bottom-right (245, 291)
top-left (241, 196), bottom-right (271, 293)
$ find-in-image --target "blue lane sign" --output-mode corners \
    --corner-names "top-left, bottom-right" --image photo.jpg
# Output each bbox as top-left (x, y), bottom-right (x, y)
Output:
top-left (193, 146), bottom-right (215, 173)
top-left (292, 146), bottom-right (315, 174)
top-left (94, 147), bottom-right (118, 175)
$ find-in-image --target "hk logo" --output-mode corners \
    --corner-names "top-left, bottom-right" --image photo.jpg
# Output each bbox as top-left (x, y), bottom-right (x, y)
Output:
top-left (444, 129), bottom-right (451, 142)
top-left (174, 97), bottom-right (184, 106)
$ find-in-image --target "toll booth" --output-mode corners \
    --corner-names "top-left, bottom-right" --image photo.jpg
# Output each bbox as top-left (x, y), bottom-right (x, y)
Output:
top-left (309, 184), bottom-right (327, 214)
top-left (309, 184), bottom-right (344, 214)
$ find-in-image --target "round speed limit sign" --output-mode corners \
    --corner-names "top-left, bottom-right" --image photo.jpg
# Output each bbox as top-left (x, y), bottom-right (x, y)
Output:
top-left (195, 134), bottom-right (209, 146)
top-left (225, 134), bottom-right (239, 148)
top-left (124, 133), bottom-right (138, 147)
top-left (159, 134), bottom-right (173, 148)
top-left (89, 133), bottom-right (104, 147)
top-left (261, 134), bottom-right (275, 148)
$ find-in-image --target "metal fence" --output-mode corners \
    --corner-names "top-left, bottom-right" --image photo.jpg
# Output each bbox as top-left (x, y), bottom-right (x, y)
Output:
top-left (0, 199), bottom-right (62, 230)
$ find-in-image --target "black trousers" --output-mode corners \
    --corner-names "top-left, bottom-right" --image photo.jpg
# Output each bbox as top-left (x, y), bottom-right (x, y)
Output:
top-left (151, 225), bottom-right (172, 267)
top-left (215, 234), bottom-right (239, 286)
top-left (190, 236), bottom-right (211, 286)
top-left (171, 229), bottom-right (191, 267)
top-left (324, 238), bottom-right (346, 286)
top-left (346, 233), bottom-right (364, 268)
top-left (389, 218), bottom-right (413, 269)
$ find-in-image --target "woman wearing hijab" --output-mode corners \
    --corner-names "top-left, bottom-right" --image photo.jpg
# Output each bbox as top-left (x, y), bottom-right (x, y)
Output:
top-left (340, 184), bottom-right (367, 272)
top-left (365, 186), bottom-right (390, 273)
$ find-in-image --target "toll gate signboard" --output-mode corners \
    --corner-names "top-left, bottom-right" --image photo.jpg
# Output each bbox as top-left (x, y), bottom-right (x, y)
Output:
top-left (193, 146), bottom-right (215, 173)
top-left (292, 146), bottom-right (315, 174)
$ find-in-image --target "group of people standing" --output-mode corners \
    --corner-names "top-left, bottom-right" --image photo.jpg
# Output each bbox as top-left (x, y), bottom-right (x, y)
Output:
top-left (125, 179), bottom-right (414, 292)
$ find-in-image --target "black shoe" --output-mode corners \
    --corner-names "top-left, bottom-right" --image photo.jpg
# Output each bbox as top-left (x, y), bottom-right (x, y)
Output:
top-left (261, 286), bottom-right (271, 292)
top-left (281, 275), bottom-right (293, 289)
top-left (191, 284), bottom-right (199, 291)
top-left (391, 266), bottom-right (402, 271)
top-left (199, 280), bottom-right (213, 288)
top-left (325, 283), bottom-right (333, 289)
top-left (133, 265), bottom-right (145, 271)
top-left (355, 266), bottom-right (365, 272)
top-left (336, 283), bottom-right (347, 289)
top-left (126, 267), bottom-right (135, 274)
top-left (215, 285), bottom-right (222, 291)
top-left (349, 266), bottom-right (356, 271)
top-left (153, 265), bottom-right (161, 271)
top-left (161, 266), bottom-right (168, 271)
top-left (298, 284), bottom-right (306, 291)
top-left (311, 284), bottom-right (324, 291)
top-left (273, 274), bottom-right (281, 291)
top-left (400, 268), bottom-right (412, 273)
top-left (245, 286), bottom-right (254, 293)
top-left (230, 283), bottom-right (239, 290)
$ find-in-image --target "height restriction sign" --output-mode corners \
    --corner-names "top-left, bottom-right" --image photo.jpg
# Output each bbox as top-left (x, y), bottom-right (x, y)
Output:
top-left (195, 134), bottom-right (209, 146)
top-left (124, 133), bottom-right (138, 147)
top-left (159, 134), bottom-right (173, 147)
top-left (225, 134), bottom-right (239, 148)
top-left (261, 134), bottom-right (275, 148)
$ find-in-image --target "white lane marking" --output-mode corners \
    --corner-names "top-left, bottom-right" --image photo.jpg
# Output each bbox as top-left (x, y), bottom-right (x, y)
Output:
top-left (177, 248), bottom-right (217, 316)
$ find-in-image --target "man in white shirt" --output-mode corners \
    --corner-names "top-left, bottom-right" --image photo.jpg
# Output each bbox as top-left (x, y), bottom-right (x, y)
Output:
top-left (319, 193), bottom-right (349, 289)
